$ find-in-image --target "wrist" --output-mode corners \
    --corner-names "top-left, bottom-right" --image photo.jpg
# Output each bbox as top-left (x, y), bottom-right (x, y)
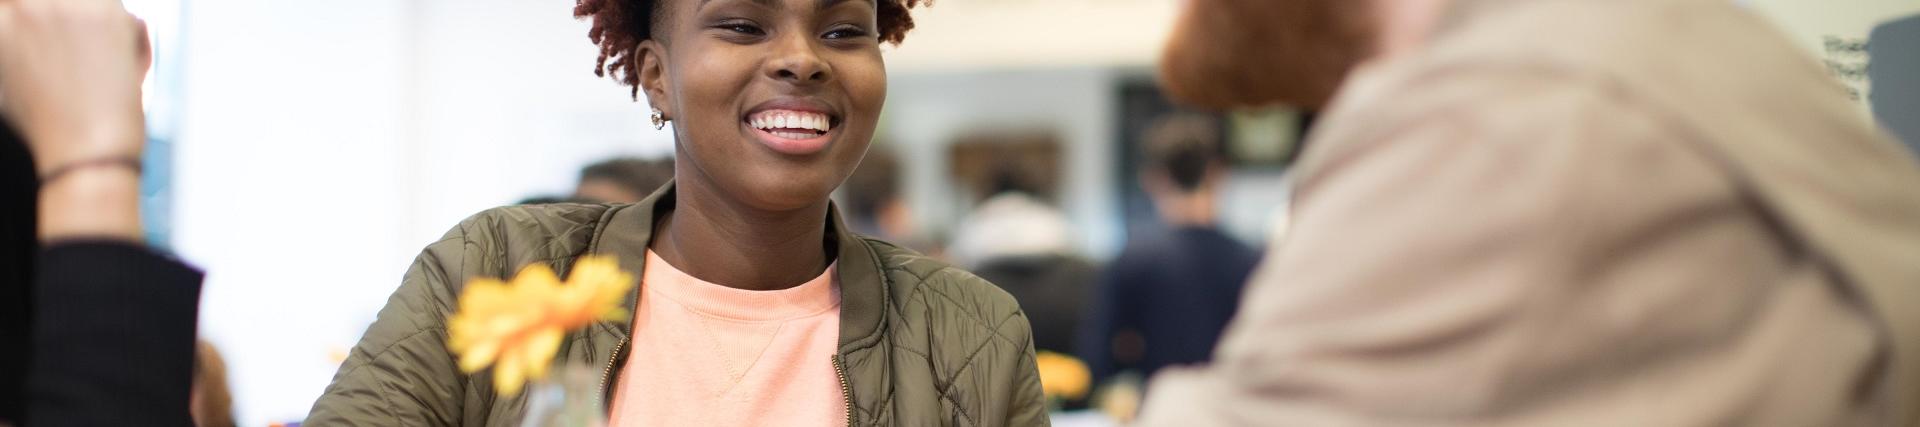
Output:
top-left (38, 163), bottom-right (143, 243)
top-left (29, 116), bottom-right (146, 176)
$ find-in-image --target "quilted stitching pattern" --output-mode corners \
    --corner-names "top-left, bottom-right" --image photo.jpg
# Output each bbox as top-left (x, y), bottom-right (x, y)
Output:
top-left (858, 242), bottom-right (1047, 426)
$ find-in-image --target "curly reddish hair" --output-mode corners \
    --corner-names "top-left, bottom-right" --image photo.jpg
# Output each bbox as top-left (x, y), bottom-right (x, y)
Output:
top-left (574, 0), bottom-right (927, 99)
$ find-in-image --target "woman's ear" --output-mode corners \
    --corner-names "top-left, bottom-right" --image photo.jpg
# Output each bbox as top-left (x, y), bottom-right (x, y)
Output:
top-left (635, 40), bottom-right (672, 117)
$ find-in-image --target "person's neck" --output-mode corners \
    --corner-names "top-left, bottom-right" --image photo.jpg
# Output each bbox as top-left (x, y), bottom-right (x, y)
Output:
top-left (1156, 190), bottom-right (1218, 229)
top-left (1369, 0), bottom-right (1453, 61)
top-left (651, 172), bottom-right (832, 291)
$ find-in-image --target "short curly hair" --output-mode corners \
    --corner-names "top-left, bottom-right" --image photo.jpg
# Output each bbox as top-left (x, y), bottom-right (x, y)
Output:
top-left (574, 0), bottom-right (927, 99)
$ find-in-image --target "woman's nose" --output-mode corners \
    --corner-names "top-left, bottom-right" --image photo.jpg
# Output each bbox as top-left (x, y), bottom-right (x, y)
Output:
top-left (766, 35), bottom-right (831, 85)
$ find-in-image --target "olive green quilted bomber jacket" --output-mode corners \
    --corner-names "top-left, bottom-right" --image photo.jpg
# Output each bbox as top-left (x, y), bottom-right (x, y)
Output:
top-left (307, 183), bottom-right (1049, 426)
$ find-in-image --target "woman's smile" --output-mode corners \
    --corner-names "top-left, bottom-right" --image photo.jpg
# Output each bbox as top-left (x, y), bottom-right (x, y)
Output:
top-left (744, 98), bottom-right (842, 156)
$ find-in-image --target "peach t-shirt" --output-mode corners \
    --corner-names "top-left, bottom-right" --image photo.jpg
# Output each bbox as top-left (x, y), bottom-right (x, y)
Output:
top-left (605, 250), bottom-right (845, 426)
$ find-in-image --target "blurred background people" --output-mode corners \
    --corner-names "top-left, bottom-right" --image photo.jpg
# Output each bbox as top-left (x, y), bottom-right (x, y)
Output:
top-left (837, 145), bottom-right (938, 254)
top-left (950, 166), bottom-right (1097, 359)
top-left (1138, 0), bottom-right (1920, 425)
top-left (514, 194), bottom-right (584, 205)
top-left (0, 0), bottom-right (204, 425)
top-left (1077, 114), bottom-right (1260, 400)
top-left (574, 157), bottom-right (674, 204)
top-left (519, 156), bottom-right (674, 205)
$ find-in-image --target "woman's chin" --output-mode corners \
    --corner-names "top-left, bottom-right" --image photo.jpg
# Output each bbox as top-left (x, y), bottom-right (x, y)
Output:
top-left (731, 174), bottom-right (839, 212)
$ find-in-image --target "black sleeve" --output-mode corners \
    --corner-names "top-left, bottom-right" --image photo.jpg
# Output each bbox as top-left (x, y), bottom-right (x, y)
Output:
top-left (27, 241), bottom-right (203, 427)
top-left (1, 123), bottom-right (37, 424)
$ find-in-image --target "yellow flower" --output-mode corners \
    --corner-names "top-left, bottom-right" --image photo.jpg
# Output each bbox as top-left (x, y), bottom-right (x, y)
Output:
top-left (1036, 351), bottom-right (1091, 401)
top-left (447, 255), bottom-right (635, 396)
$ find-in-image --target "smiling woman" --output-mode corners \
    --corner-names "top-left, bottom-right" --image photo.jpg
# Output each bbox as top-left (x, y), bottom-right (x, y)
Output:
top-left (304, 0), bottom-right (1047, 425)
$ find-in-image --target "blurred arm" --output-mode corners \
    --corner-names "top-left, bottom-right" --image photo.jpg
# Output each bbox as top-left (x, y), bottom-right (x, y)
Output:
top-left (0, 0), bottom-right (152, 243)
top-left (36, 160), bottom-right (143, 242)
top-left (3, 0), bottom-right (204, 425)
top-left (28, 242), bottom-right (202, 427)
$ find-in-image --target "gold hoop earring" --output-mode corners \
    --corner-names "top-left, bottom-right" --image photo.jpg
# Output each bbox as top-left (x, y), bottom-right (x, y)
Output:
top-left (650, 110), bottom-right (669, 130)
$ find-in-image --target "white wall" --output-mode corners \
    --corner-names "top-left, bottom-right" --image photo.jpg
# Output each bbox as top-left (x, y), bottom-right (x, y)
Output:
top-left (177, 0), bottom-right (665, 425)
top-left (403, 0), bottom-right (668, 247)
top-left (176, 1), bottom-right (410, 424)
top-left (882, 0), bottom-right (1176, 72)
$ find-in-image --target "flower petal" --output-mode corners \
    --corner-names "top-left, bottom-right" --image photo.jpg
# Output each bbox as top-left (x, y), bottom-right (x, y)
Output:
top-left (495, 347), bottom-right (526, 396)
top-left (520, 326), bottom-right (565, 382)
top-left (457, 338), bottom-right (502, 373)
top-left (445, 257), bottom-right (640, 398)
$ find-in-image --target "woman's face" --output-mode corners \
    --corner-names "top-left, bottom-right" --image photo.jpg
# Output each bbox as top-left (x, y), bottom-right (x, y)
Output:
top-left (643, 0), bottom-right (886, 212)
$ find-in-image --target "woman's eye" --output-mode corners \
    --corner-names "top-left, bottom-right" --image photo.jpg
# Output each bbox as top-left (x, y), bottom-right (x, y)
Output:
top-left (823, 26), bottom-right (869, 40)
top-left (717, 21), bottom-right (765, 35)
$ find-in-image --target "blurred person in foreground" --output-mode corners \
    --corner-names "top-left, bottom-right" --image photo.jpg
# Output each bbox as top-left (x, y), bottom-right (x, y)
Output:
top-left (1138, 0), bottom-right (1920, 425)
top-left (574, 157), bottom-right (674, 204)
top-left (1078, 114), bottom-right (1259, 401)
top-left (0, 0), bottom-right (204, 425)
top-left (306, 0), bottom-right (1046, 423)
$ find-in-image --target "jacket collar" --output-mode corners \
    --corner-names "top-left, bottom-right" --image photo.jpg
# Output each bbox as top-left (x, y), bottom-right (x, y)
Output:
top-left (587, 180), bottom-right (888, 350)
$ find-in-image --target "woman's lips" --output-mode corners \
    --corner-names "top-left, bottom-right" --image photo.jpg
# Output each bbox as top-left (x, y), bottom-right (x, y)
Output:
top-left (746, 109), bottom-right (834, 155)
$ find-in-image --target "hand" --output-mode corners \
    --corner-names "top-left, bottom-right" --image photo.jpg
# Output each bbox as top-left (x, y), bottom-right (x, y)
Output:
top-left (0, 0), bottom-right (151, 175)
top-left (0, 0), bottom-right (152, 242)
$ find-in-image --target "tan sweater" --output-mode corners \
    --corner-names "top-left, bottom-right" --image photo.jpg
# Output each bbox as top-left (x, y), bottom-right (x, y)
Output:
top-left (1139, 0), bottom-right (1920, 425)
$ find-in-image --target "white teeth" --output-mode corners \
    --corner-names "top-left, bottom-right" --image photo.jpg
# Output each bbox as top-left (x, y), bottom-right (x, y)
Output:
top-left (749, 110), bottom-right (832, 133)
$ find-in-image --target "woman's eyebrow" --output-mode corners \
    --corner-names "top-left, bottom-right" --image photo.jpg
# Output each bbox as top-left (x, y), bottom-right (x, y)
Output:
top-left (816, 0), bottom-right (875, 10)
top-left (697, 0), bottom-right (775, 12)
top-left (695, 0), bottom-right (873, 14)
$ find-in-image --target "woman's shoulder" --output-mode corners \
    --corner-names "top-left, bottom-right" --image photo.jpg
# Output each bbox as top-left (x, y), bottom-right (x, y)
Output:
top-left (414, 203), bottom-right (622, 278)
top-left (861, 237), bottom-right (1028, 328)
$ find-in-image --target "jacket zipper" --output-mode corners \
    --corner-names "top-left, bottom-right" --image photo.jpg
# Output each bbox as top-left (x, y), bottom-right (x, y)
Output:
top-left (832, 354), bottom-right (854, 426)
top-left (595, 335), bottom-right (630, 412)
